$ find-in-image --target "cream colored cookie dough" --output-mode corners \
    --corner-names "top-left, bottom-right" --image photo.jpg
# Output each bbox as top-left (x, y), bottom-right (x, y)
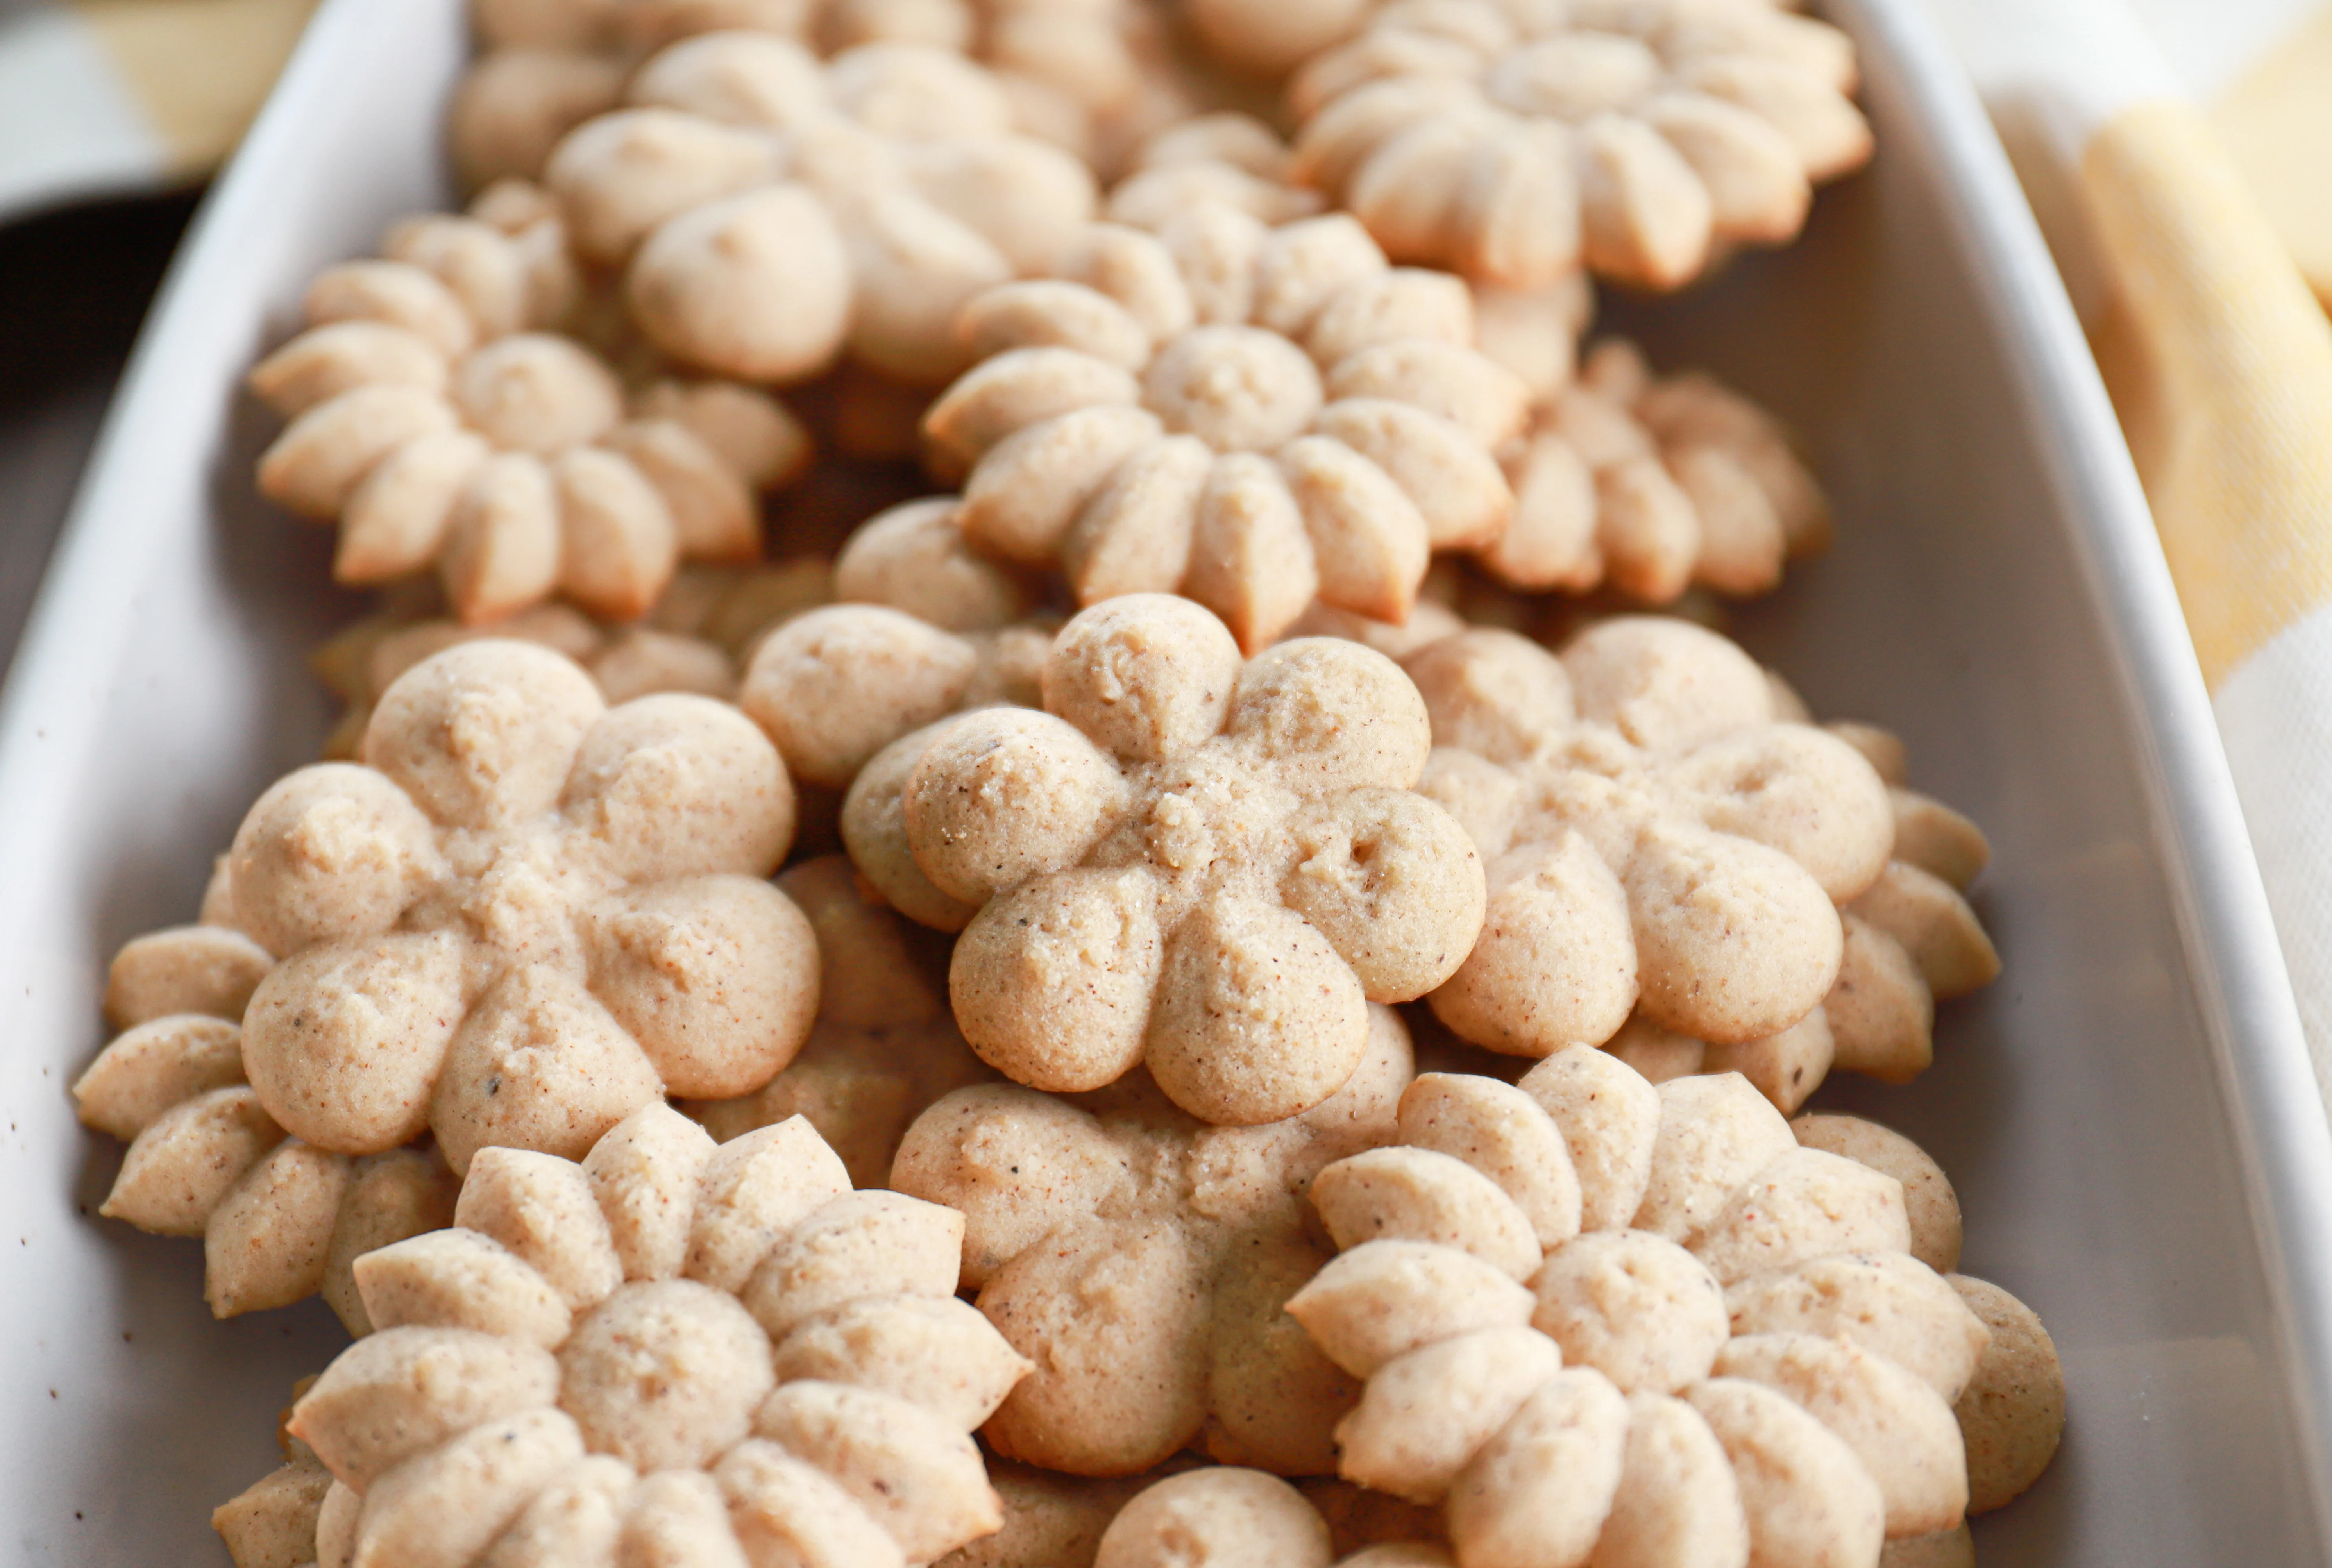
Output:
top-left (867, 595), bottom-right (1483, 1124)
top-left (1481, 339), bottom-right (1830, 605)
top-left (175, 640), bottom-right (814, 1183)
top-left (739, 588), bottom-right (1053, 791)
top-left (891, 1005), bottom-right (1416, 1476)
top-left (253, 190), bottom-right (806, 624)
top-left (308, 557), bottom-right (835, 761)
top-left (686, 856), bottom-right (995, 1189)
top-left (80, 925), bottom-right (460, 1327)
top-left (1407, 618), bottom-right (1997, 1087)
top-left (1281, 1064), bottom-right (2053, 1559)
top-left (217, 1107), bottom-right (1026, 1568)
top-left (925, 191), bottom-right (1538, 651)
top-left (1280, 0), bottom-right (1871, 291)
top-left (545, 33), bottom-right (1096, 386)
top-left (1949, 1275), bottom-right (2065, 1515)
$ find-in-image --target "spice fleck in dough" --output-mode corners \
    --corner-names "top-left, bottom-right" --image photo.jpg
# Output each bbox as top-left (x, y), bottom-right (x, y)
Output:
top-left (215, 1107), bottom-right (1027, 1568)
top-left (862, 593), bottom-right (1485, 1124)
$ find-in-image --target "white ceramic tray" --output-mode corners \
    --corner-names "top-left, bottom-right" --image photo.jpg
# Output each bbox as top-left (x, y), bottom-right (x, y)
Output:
top-left (7, 0), bottom-right (2332, 1561)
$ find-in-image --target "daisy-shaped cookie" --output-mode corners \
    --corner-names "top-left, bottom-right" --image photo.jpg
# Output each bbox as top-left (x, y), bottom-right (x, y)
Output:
top-left (1286, 0), bottom-right (1872, 290)
top-left (892, 1005), bottom-right (1416, 1476)
top-left (687, 856), bottom-right (996, 1188)
top-left (1483, 338), bottom-right (1829, 601)
top-left (545, 32), bottom-right (1096, 385)
top-left (1285, 1065), bottom-right (2063, 1561)
top-left (216, 1105), bottom-right (1028, 1568)
top-left (220, 638), bottom-right (816, 1176)
top-left (848, 594), bottom-right (1486, 1124)
top-left (925, 200), bottom-right (1536, 651)
top-left (1101, 112), bottom-right (1597, 404)
top-left (253, 223), bottom-right (808, 623)
top-left (1406, 619), bottom-right (1996, 1063)
top-left (449, 0), bottom-right (1191, 189)
top-left (76, 942), bottom-right (461, 1325)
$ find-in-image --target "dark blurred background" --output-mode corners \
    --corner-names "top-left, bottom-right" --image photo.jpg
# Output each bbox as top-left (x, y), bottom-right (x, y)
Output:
top-left (0, 190), bottom-right (200, 675)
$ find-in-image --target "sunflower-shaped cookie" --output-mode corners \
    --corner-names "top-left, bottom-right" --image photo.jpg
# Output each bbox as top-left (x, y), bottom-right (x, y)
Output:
top-left (77, 960), bottom-right (460, 1324)
top-left (449, 0), bottom-right (1191, 190)
top-left (215, 1105), bottom-right (1029, 1568)
top-left (1283, 0), bottom-right (1872, 291)
top-left (1284, 1065), bottom-right (2063, 1561)
top-left (1483, 338), bottom-right (1828, 601)
top-left (1405, 619), bottom-right (1996, 1065)
top-left (252, 231), bottom-right (808, 624)
top-left (847, 595), bottom-right (1486, 1124)
top-left (220, 638), bottom-right (815, 1178)
top-left (891, 1004), bottom-right (1415, 1476)
top-left (924, 200), bottom-right (1535, 651)
top-left (544, 32), bottom-right (1096, 385)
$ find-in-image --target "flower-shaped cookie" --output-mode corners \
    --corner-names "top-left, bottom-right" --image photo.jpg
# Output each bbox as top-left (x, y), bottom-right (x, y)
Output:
top-left (1596, 722), bottom-right (1999, 1114)
top-left (924, 200), bottom-right (1536, 651)
top-left (687, 856), bottom-right (996, 1187)
top-left (1483, 338), bottom-right (1829, 602)
top-left (77, 852), bottom-right (471, 1326)
top-left (1285, 1064), bottom-right (2064, 1560)
top-left (253, 215), bottom-right (808, 622)
top-left (852, 595), bottom-right (1486, 1124)
top-left (220, 638), bottom-right (817, 1177)
top-left (891, 1003), bottom-right (1416, 1476)
top-left (1282, 0), bottom-right (1871, 291)
top-left (449, 0), bottom-right (1191, 189)
top-left (1405, 618), bottom-right (1997, 1063)
top-left (545, 32), bottom-right (1097, 385)
top-left (77, 1007), bottom-right (462, 1326)
top-left (217, 1105), bottom-right (1029, 1568)
top-left (1091, 1468), bottom-right (1432, 1568)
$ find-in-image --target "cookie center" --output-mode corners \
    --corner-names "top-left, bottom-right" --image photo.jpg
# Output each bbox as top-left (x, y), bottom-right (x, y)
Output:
top-left (1484, 33), bottom-right (1661, 122)
top-left (1142, 325), bottom-right (1324, 453)
top-left (558, 1279), bottom-right (776, 1473)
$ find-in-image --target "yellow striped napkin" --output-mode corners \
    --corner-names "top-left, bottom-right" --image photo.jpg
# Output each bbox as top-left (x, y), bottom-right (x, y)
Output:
top-left (1922, 0), bottom-right (2332, 1088)
top-left (0, 0), bottom-right (318, 223)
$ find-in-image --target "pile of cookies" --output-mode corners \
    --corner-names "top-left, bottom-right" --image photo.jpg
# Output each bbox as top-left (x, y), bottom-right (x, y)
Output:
top-left (77, 0), bottom-right (2066, 1563)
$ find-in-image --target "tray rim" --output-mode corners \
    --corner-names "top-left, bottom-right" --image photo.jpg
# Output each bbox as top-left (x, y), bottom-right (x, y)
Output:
top-left (2, 0), bottom-right (2329, 1552)
top-left (1831, 0), bottom-right (2332, 1541)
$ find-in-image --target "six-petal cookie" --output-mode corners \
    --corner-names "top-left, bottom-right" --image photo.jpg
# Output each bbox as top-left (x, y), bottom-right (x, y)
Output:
top-left (224, 639), bottom-right (816, 1176)
top-left (1406, 618), bottom-right (1995, 1064)
top-left (851, 594), bottom-right (1486, 1124)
